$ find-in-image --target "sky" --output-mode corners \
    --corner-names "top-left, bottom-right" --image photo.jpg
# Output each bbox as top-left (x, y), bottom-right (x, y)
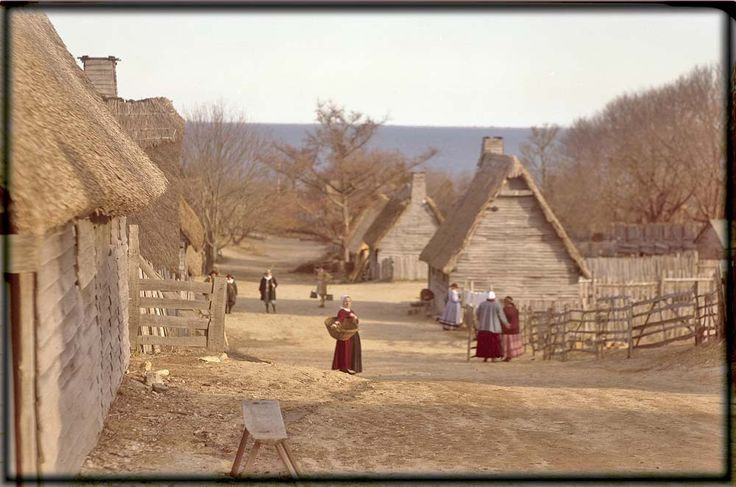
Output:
top-left (45, 7), bottom-right (725, 127)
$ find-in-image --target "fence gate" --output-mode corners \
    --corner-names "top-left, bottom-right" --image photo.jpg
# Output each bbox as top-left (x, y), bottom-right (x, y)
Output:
top-left (127, 225), bottom-right (227, 352)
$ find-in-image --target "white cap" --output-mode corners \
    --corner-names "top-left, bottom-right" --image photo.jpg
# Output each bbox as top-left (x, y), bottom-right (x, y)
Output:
top-left (487, 291), bottom-right (496, 300)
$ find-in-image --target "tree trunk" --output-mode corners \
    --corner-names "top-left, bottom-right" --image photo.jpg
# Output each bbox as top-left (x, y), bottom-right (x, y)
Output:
top-left (204, 231), bottom-right (218, 274)
top-left (339, 195), bottom-right (350, 273)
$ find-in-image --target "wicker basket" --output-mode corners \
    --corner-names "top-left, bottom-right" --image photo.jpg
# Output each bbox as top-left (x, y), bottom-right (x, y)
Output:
top-left (324, 316), bottom-right (359, 341)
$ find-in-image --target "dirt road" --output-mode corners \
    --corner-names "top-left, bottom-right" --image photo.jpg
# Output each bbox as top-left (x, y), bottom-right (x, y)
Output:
top-left (81, 237), bottom-right (727, 478)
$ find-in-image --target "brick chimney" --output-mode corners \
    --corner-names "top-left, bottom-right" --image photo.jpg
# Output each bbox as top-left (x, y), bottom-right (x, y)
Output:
top-left (410, 172), bottom-right (426, 202)
top-left (78, 55), bottom-right (120, 98)
top-left (481, 136), bottom-right (504, 156)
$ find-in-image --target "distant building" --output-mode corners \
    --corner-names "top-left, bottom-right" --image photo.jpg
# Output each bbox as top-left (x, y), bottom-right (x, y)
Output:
top-left (695, 219), bottom-right (730, 261)
top-left (362, 173), bottom-right (444, 281)
top-left (575, 222), bottom-right (699, 257)
top-left (420, 138), bottom-right (590, 311)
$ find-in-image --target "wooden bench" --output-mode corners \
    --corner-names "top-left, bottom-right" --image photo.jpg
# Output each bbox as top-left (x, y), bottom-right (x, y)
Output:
top-left (230, 400), bottom-right (300, 478)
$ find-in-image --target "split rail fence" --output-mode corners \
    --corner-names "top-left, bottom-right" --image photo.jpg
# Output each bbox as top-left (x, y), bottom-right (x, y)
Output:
top-left (519, 280), bottom-right (725, 361)
top-left (128, 225), bottom-right (227, 352)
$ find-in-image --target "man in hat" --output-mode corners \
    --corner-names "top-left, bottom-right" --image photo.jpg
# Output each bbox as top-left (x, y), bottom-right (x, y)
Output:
top-left (474, 291), bottom-right (508, 362)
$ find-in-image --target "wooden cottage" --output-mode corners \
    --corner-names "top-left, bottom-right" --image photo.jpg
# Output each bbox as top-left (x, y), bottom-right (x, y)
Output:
top-left (80, 57), bottom-right (205, 277)
top-left (6, 12), bottom-right (167, 475)
top-left (420, 138), bottom-right (591, 311)
top-left (363, 173), bottom-right (444, 281)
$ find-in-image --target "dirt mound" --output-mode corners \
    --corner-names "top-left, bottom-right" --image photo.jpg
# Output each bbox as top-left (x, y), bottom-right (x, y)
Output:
top-left (643, 340), bottom-right (725, 371)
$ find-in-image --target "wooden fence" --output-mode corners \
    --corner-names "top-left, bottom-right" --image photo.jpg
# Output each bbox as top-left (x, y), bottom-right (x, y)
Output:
top-left (519, 282), bottom-right (724, 361)
top-left (128, 225), bottom-right (227, 352)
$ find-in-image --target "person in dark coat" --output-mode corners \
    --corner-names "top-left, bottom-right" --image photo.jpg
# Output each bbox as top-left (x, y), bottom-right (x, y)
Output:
top-left (259, 269), bottom-right (277, 313)
top-left (225, 274), bottom-right (238, 314)
top-left (331, 295), bottom-right (362, 374)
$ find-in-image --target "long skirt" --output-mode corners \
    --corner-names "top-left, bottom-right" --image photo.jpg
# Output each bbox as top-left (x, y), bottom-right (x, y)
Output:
top-left (503, 333), bottom-right (524, 359)
top-left (476, 331), bottom-right (503, 359)
top-left (439, 302), bottom-right (462, 329)
top-left (331, 333), bottom-right (362, 373)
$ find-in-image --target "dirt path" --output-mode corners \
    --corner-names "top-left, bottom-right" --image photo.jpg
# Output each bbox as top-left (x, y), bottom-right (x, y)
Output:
top-left (81, 237), bottom-right (727, 478)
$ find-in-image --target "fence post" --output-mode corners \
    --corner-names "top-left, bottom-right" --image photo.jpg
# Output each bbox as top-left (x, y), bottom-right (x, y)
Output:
top-left (207, 276), bottom-right (227, 352)
top-left (128, 225), bottom-right (141, 352)
top-left (693, 282), bottom-right (702, 345)
top-left (714, 266), bottom-right (726, 339)
top-left (594, 309), bottom-right (601, 359)
top-left (561, 306), bottom-right (569, 362)
top-left (626, 296), bottom-right (633, 359)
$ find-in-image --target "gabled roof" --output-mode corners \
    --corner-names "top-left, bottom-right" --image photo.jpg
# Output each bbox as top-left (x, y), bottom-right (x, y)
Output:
top-left (8, 11), bottom-right (167, 235)
top-left (346, 194), bottom-right (390, 254)
top-left (420, 152), bottom-right (591, 278)
top-left (695, 219), bottom-right (729, 249)
top-left (363, 185), bottom-right (444, 248)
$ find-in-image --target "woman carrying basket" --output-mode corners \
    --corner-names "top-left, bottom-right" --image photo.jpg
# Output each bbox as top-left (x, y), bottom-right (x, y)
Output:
top-left (330, 295), bottom-right (362, 375)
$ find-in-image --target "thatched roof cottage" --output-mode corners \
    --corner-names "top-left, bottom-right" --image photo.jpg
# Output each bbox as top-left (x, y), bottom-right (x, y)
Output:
top-left (363, 173), bottom-right (444, 280)
top-left (420, 138), bottom-right (590, 311)
top-left (79, 57), bottom-right (205, 277)
top-left (6, 11), bottom-right (167, 475)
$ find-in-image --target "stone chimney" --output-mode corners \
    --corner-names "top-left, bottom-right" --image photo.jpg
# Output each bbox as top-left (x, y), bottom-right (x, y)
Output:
top-left (481, 136), bottom-right (504, 156)
top-left (78, 55), bottom-right (120, 98)
top-left (410, 172), bottom-right (426, 202)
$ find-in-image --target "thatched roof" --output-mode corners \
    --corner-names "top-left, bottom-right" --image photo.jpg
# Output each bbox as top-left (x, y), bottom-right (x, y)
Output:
top-left (179, 197), bottom-right (204, 251)
top-left (363, 185), bottom-right (444, 248)
top-left (105, 97), bottom-right (184, 149)
top-left (420, 152), bottom-right (591, 278)
top-left (8, 11), bottom-right (167, 235)
top-left (104, 97), bottom-right (186, 271)
top-left (346, 194), bottom-right (390, 254)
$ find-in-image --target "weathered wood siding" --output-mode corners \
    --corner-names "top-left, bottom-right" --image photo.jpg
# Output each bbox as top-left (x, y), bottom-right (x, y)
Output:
top-left (374, 202), bottom-right (439, 281)
top-left (428, 266), bottom-right (449, 313)
top-left (450, 177), bottom-right (580, 304)
top-left (35, 217), bottom-right (129, 474)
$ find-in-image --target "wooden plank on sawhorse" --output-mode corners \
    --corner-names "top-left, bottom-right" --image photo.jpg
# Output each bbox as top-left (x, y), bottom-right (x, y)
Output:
top-left (230, 400), bottom-right (301, 479)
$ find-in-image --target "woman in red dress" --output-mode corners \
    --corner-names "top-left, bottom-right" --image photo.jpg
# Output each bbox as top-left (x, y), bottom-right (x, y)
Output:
top-left (331, 296), bottom-right (362, 374)
top-left (502, 296), bottom-right (524, 361)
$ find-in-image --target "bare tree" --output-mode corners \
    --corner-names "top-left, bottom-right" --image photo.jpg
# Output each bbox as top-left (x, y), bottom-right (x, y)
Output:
top-left (266, 101), bottom-right (437, 269)
top-left (182, 101), bottom-right (273, 272)
top-left (547, 64), bottom-right (725, 235)
top-left (520, 124), bottom-right (561, 193)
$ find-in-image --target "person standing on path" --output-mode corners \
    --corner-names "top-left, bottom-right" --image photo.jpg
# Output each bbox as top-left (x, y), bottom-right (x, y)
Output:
top-left (475, 291), bottom-right (507, 362)
top-left (315, 266), bottom-right (332, 308)
top-left (331, 295), bottom-right (362, 374)
top-left (439, 283), bottom-right (462, 330)
top-left (501, 296), bottom-right (523, 361)
top-left (205, 269), bottom-right (219, 282)
top-left (225, 274), bottom-right (238, 314)
top-left (259, 269), bottom-right (278, 313)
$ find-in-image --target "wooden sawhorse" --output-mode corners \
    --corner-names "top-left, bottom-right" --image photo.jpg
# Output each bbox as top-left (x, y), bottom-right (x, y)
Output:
top-left (230, 400), bottom-right (301, 478)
